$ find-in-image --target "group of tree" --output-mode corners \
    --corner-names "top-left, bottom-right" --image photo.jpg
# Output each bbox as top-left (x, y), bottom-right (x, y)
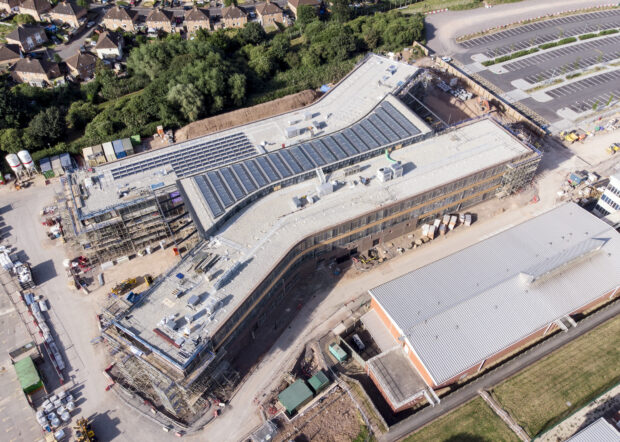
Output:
top-left (0, 8), bottom-right (424, 160)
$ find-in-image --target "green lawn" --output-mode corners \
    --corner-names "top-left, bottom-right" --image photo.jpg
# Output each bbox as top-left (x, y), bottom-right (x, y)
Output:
top-left (405, 397), bottom-right (519, 442)
top-left (492, 315), bottom-right (620, 437)
top-left (401, 0), bottom-right (523, 14)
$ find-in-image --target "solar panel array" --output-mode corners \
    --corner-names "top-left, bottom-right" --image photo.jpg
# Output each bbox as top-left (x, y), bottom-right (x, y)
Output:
top-left (192, 102), bottom-right (422, 219)
top-left (109, 133), bottom-right (256, 180)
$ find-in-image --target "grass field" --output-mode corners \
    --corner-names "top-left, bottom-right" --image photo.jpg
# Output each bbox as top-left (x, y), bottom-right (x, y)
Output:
top-left (492, 315), bottom-right (620, 437)
top-left (401, 0), bottom-right (523, 14)
top-left (405, 397), bottom-right (519, 442)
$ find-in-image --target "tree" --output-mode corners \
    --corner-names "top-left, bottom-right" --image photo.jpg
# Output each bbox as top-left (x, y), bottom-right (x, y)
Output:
top-left (363, 27), bottom-right (380, 50)
top-left (167, 83), bottom-right (204, 122)
top-left (296, 5), bottom-right (318, 28)
top-left (248, 44), bottom-right (275, 78)
top-left (331, 0), bottom-right (351, 23)
top-left (223, 0), bottom-right (237, 6)
top-left (26, 107), bottom-right (66, 149)
top-left (0, 81), bottom-right (21, 129)
top-left (76, 0), bottom-right (89, 7)
top-left (0, 128), bottom-right (23, 153)
top-left (66, 101), bottom-right (98, 130)
top-left (12, 14), bottom-right (35, 25)
top-left (240, 22), bottom-right (267, 45)
top-left (270, 33), bottom-right (291, 62)
top-left (228, 73), bottom-right (246, 106)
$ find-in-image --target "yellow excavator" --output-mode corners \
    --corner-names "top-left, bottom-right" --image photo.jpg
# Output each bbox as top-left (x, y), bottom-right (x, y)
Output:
top-left (74, 417), bottom-right (96, 441)
top-left (111, 278), bottom-right (137, 296)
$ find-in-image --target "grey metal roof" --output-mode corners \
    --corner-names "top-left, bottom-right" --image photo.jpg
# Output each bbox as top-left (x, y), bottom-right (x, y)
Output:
top-left (369, 203), bottom-right (620, 385)
top-left (566, 418), bottom-right (620, 442)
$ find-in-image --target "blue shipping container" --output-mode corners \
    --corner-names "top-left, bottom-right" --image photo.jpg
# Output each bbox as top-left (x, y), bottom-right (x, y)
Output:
top-left (112, 140), bottom-right (127, 159)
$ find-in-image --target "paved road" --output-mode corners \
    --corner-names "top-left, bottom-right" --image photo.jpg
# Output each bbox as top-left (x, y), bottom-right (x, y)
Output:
top-left (54, 7), bottom-right (105, 60)
top-left (382, 299), bottom-right (620, 442)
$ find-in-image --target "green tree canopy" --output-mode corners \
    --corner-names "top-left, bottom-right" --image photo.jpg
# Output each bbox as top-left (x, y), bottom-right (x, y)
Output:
top-left (330, 0), bottom-right (351, 23)
top-left (296, 5), bottom-right (318, 28)
top-left (240, 22), bottom-right (267, 45)
top-left (0, 128), bottom-right (23, 153)
top-left (26, 107), bottom-right (66, 149)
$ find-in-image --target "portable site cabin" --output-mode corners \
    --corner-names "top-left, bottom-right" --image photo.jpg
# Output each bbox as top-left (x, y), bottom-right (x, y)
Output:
top-left (329, 343), bottom-right (348, 362)
top-left (308, 370), bottom-right (330, 394)
top-left (278, 379), bottom-right (313, 416)
top-left (82, 146), bottom-right (95, 167)
top-left (102, 142), bottom-right (116, 162)
top-left (14, 356), bottom-right (43, 394)
top-left (121, 138), bottom-right (134, 156)
top-left (112, 140), bottom-right (126, 159)
top-left (50, 155), bottom-right (63, 177)
top-left (39, 158), bottom-right (54, 178)
top-left (59, 153), bottom-right (74, 173)
top-left (91, 144), bottom-right (107, 165)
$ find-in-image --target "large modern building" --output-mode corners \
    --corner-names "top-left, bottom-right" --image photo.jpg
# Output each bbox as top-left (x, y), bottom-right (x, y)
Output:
top-left (100, 80), bottom-right (541, 418)
top-left (61, 55), bottom-right (423, 263)
top-left (594, 171), bottom-right (620, 217)
top-left (366, 203), bottom-right (620, 412)
top-left (566, 417), bottom-right (620, 442)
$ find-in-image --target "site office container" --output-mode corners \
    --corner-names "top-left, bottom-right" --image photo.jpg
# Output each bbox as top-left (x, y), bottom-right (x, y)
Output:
top-left (102, 142), bottom-right (116, 162)
top-left (59, 153), bottom-right (74, 172)
top-left (121, 138), bottom-right (134, 156)
top-left (112, 140), bottom-right (127, 159)
top-left (91, 144), bottom-right (107, 165)
top-left (50, 155), bottom-right (64, 176)
top-left (39, 157), bottom-right (55, 178)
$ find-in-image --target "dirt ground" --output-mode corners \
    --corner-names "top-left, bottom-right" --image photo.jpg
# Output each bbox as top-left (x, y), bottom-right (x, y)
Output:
top-left (175, 90), bottom-right (320, 142)
top-left (272, 386), bottom-right (363, 442)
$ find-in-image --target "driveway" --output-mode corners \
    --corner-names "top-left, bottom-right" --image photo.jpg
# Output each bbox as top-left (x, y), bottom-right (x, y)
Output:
top-left (53, 6), bottom-right (105, 60)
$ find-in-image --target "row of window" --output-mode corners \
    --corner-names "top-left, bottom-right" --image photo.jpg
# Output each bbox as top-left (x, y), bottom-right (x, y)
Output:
top-left (606, 184), bottom-right (620, 198)
top-left (601, 194), bottom-right (620, 211)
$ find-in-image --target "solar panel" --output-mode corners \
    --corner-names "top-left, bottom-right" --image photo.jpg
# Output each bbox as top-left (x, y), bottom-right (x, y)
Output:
top-left (256, 156), bottom-right (280, 181)
top-left (207, 171), bottom-right (234, 207)
top-left (231, 163), bottom-right (257, 193)
top-left (194, 175), bottom-right (224, 218)
top-left (310, 140), bottom-right (337, 163)
top-left (278, 149), bottom-right (303, 174)
top-left (330, 134), bottom-right (358, 157)
top-left (369, 114), bottom-right (399, 142)
top-left (374, 108), bottom-right (408, 138)
top-left (244, 159), bottom-right (269, 187)
top-left (220, 167), bottom-right (246, 200)
top-left (344, 128), bottom-right (370, 151)
top-left (267, 153), bottom-right (292, 178)
top-left (289, 146), bottom-right (313, 170)
top-left (299, 144), bottom-right (326, 167)
top-left (381, 102), bottom-right (421, 135)
top-left (361, 120), bottom-right (389, 145)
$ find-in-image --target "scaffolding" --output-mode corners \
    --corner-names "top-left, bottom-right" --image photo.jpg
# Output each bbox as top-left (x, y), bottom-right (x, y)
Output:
top-left (58, 173), bottom-right (194, 263)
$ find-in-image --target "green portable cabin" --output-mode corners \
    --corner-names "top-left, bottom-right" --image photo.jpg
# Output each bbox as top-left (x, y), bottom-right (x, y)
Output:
top-left (278, 379), bottom-right (313, 415)
top-left (329, 342), bottom-right (348, 362)
top-left (14, 357), bottom-right (43, 394)
top-left (308, 370), bottom-right (330, 394)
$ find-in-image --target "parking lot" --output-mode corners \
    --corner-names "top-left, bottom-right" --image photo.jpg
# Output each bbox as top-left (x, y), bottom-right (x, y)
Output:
top-left (501, 35), bottom-right (620, 84)
top-left (457, 9), bottom-right (620, 59)
top-left (544, 69), bottom-right (620, 113)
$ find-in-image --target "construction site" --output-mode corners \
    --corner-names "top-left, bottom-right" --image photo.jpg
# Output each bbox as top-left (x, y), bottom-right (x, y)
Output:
top-left (60, 51), bottom-right (544, 428)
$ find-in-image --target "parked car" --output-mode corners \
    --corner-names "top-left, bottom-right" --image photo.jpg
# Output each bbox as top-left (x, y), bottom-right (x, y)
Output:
top-left (87, 21), bottom-right (96, 28)
top-left (352, 334), bottom-right (365, 352)
top-left (441, 56), bottom-right (452, 62)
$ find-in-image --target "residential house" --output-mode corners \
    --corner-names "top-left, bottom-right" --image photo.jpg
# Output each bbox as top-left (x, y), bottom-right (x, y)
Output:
top-left (66, 51), bottom-right (96, 80)
top-left (94, 31), bottom-right (123, 60)
top-left (145, 8), bottom-right (174, 33)
top-left (6, 25), bottom-right (48, 51)
top-left (102, 6), bottom-right (137, 32)
top-left (18, 0), bottom-right (51, 22)
top-left (256, 1), bottom-right (283, 28)
top-left (0, 0), bottom-right (20, 15)
top-left (287, 0), bottom-right (320, 18)
top-left (220, 5), bottom-right (247, 29)
top-left (0, 44), bottom-right (21, 68)
top-left (184, 6), bottom-right (210, 36)
top-left (49, 1), bottom-right (86, 28)
top-left (12, 57), bottom-right (62, 86)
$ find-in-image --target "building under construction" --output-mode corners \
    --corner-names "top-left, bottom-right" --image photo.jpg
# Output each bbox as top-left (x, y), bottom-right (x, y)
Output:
top-left (99, 110), bottom-right (541, 422)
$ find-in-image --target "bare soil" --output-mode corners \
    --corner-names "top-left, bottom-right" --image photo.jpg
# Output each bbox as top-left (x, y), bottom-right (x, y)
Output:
top-left (175, 90), bottom-right (320, 142)
top-left (272, 387), bottom-right (363, 442)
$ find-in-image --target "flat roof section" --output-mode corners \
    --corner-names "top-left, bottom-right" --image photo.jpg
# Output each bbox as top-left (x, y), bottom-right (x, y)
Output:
top-left (369, 203), bottom-right (620, 386)
top-left (367, 347), bottom-right (428, 410)
top-left (116, 118), bottom-right (535, 370)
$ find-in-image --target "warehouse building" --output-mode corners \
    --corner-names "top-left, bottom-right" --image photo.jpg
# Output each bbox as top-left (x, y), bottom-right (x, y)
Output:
top-left (366, 203), bottom-right (620, 412)
top-left (101, 108), bottom-right (541, 417)
top-left (566, 417), bottom-right (620, 442)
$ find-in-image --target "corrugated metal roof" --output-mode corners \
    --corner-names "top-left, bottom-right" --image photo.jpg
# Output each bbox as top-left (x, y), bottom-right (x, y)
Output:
top-left (369, 203), bottom-right (620, 385)
top-left (566, 418), bottom-right (620, 442)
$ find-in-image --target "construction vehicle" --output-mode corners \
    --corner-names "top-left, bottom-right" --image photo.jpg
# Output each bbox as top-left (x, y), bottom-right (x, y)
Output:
top-left (74, 417), bottom-right (96, 441)
top-left (560, 130), bottom-right (579, 144)
top-left (111, 278), bottom-right (137, 296)
top-left (607, 143), bottom-right (620, 155)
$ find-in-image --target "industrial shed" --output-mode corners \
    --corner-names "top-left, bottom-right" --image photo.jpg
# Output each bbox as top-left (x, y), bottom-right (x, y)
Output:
top-left (566, 417), bottom-right (620, 442)
top-left (278, 379), bottom-right (313, 415)
top-left (307, 371), bottom-right (330, 394)
top-left (369, 203), bottom-right (620, 395)
top-left (14, 357), bottom-right (43, 394)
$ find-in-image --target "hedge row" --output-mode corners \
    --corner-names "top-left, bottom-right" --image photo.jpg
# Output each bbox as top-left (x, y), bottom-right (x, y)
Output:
top-left (482, 48), bottom-right (539, 66)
